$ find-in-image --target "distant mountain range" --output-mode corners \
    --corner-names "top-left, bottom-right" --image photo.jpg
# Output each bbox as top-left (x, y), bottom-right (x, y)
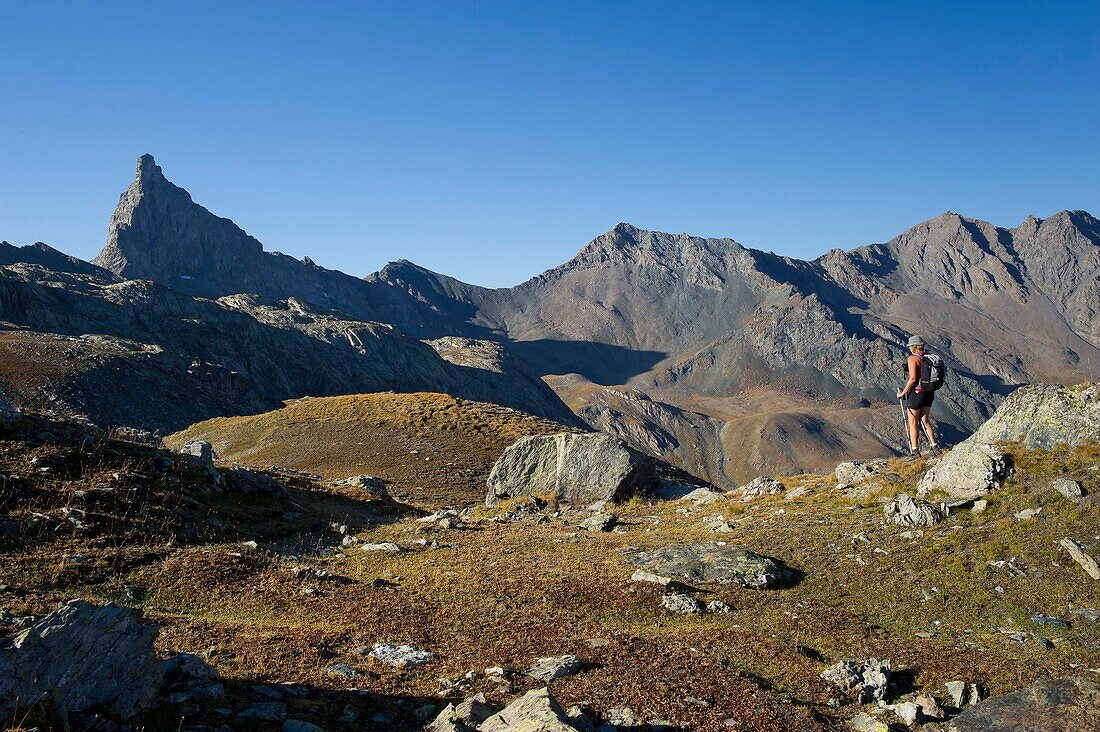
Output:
top-left (5, 155), bottom-right (1099, 484)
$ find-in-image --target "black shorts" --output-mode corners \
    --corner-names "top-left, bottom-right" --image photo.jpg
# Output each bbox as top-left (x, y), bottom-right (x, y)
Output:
top-left (905, 390), bottom-right (934, 410)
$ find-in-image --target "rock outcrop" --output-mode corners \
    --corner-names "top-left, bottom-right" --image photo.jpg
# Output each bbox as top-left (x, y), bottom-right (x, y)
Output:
top-left (0, 601), bottom-right (164, 723)
top-left (623, 542), bottom-right (790, 589)
top-left (0, 264), bottom-right (579, 430)
top-left (947, 676), bottom-right (1100, 731)
top-left (965, 382), bottom-right (1100, 448)
top-left (485, 432), bottom-right (658, 506)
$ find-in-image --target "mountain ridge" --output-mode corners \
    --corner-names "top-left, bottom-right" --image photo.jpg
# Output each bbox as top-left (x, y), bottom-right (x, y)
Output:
top-left (28, 155), bottom-right (1100, 482)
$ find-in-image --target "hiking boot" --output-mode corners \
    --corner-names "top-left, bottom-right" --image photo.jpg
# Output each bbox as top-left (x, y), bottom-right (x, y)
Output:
top-left (926, 444), bottom-right (942, 457)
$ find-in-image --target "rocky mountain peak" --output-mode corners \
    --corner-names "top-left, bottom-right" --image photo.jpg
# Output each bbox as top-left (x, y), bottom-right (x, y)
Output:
top-left (135, 153), bottom-right (164, 183)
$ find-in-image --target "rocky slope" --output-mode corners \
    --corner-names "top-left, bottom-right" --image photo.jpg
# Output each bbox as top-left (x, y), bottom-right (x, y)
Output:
top-left (0, 262), bottom-right (578, 431)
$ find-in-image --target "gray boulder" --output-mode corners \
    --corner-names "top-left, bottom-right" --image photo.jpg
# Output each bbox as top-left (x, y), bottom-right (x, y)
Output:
top-left (883, 494), bottom-right (945, 527)
top-left (579, 512), bottom-right (617, 532)
top-left (0, 600), bottom-right (164, 723)
top-left (180, 439), bottom-right (217, 469)
top-left (480, 687), bottom-right (577, 732)
top-left (918, 443), bottom-right (1009, 499)
top-left (966, 382), bottom-right (1100, 449)
top-left (1053, 478), bottom-right (1086, 503)
top-left (486, 432), bottom-right (658, 506)
top-left (623, 542), bottom-right (790, 589)
top-left (821, 658), bottom-right (891, 703)
top-left (948, 676), bottom-right (1100, 731)
top-left (738, 476), bottom-right (784, 502)
top-left (835, 459), bottom-right (888, 486)
top-left (526, 654), bottom-right (581, 682)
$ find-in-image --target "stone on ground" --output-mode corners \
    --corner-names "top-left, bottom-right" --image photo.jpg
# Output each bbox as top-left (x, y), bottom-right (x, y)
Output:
top-left (368, 643), bottom-right (435, 667)
top-left (480, 687), bottom-right (577, 732)
top-left (918, 442), bottom-right (1009, 499)
top-left (1060, 538), bottom-right (1100, 580)
top-left (0, 600), bottom-right (164, 722)
top-left (883, 493), bottom-right (944, 527)
top-left (944, 681), bottom-right (984, 708)
top-left (947, 676), bottom-right (1100, 731)
top-left (1053, 478), bottom-right (1086, 503)
top-left (624, 542), bottom-right (790, 589)
top-left (486, 432), bottom-right (658, 506)
top-left (661, 593), bottom-right (702, 614)
top-left (579, 512), bottom-right (617, 532)
top-left (738, 476), bottom-right (784, 502)
top-left (821, 659), bottom-right (891, 703)
top-left (526, 654), bottom-right (581, 682)
top-left (180, 440), bottom-right (217, 469)
top-left (850, 711), bottom-right (890, 732)
top-left (835, 459), bottom-right (887, 486)
top-left (682, 487), bottom-right (723, 505)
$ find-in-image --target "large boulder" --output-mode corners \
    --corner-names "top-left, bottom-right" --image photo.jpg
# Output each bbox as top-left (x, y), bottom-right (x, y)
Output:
top-left (0, 601), bottom-right (164, 723)
top-left (948, 676), bottom-right (1100, 732)
top-left (966, 383), bottom-right (1100, 449)
top-left (479, 687), bottom-right (578, 732)
top-left (918, 442), bottom-right (1010, 499)
top-left (623, 542), bottom-right (790, 589)
top-left (486, 432), bottom-right (658, 506)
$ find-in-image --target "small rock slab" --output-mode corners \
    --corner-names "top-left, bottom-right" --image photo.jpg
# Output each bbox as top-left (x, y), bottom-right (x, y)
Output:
top-left (368, 643), bottom-right (435, 667)
top-left (623, 542), bottom-right (790, 589)
top-left (526, 654), bottom-right (581, 682)
top-left (947, 676), bottom-right (1100, 731)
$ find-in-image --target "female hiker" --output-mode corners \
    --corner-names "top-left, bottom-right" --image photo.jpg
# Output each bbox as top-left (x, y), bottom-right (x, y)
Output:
top-left (896, 335), bottom-right (943, 457)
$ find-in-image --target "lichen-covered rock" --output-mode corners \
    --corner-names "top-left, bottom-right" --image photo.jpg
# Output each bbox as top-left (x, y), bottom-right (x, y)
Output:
top-left (738, 476), bottom-right (784, 502)
top-left (822, 658), bottom-right (891, 703)
top-left (479, 687), bottom-right (577, 732)
top-left (0, 600), bottom-right (164, 723)
top-left (883, 494), bottom-right (944, 527)
top-left (966, 383), bottom-right (1100, 449)
top-left (947, 676), bottom-right (1100, 731)
top-left (661, 593), bottom-right (703, 614)
top-left (486, 432), bottom-right (658, 506)
top-left (835, 459), bottom-right (887, 486)
top-left (918, 443), bottom-right (1009, 499)
top-left (623, 542), bottom-right (790, 589)
top-left (1053, 478), bottom-right (1086, 503)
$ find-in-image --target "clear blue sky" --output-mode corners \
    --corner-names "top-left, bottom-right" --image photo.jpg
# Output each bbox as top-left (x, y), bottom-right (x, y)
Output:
top-left (1, 2), bottom-right (1097, 287)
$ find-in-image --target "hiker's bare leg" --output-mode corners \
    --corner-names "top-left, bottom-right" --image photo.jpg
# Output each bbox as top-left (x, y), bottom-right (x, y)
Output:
top-left (919, 407), bottom-right (937, 446)
top-left (906, 407), bottom-right (921, 451)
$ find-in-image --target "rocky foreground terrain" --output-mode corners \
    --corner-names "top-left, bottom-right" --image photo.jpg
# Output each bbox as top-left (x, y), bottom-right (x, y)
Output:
top-left (2, 383), bottom-right (1099, 731)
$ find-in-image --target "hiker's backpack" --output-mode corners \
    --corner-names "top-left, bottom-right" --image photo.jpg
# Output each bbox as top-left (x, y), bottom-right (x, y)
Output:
top-left (919, 353), bottom-right (946, 392)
